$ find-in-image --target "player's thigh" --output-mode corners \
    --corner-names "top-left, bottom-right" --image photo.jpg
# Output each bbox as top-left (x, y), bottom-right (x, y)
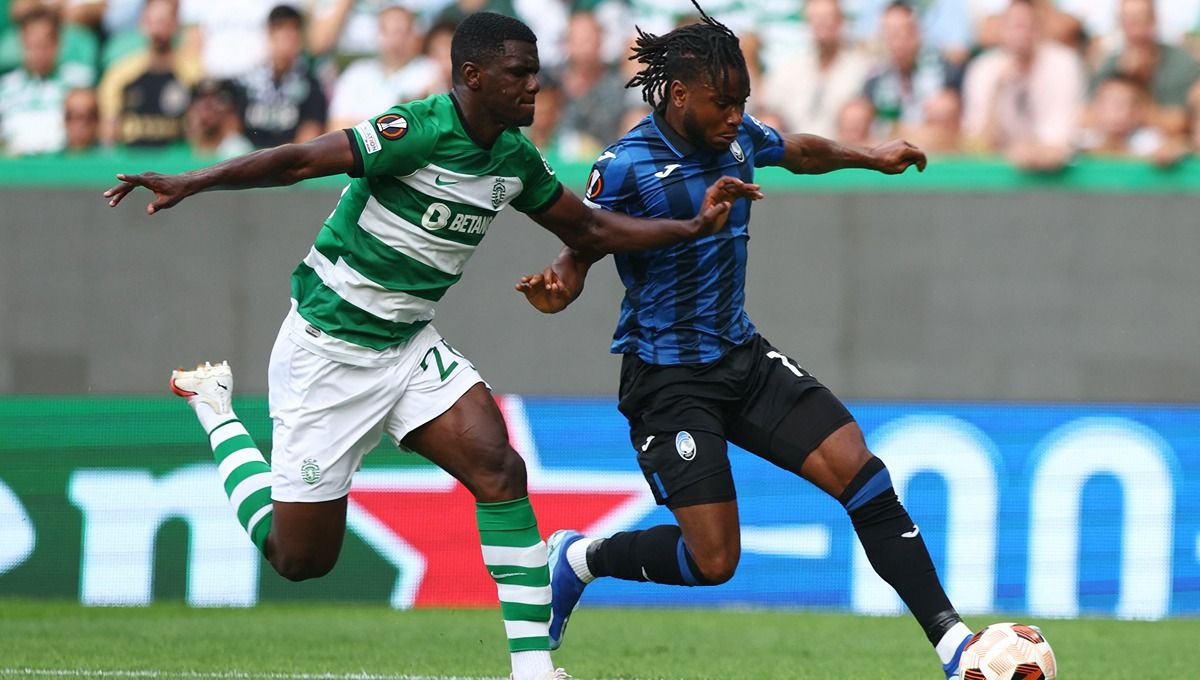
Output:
top-left (385, 331), bottom-right (517, 498)
top-left (267, 331), bottom-right (398, 524)
top-left (728, 340), bottom-right (855, 478)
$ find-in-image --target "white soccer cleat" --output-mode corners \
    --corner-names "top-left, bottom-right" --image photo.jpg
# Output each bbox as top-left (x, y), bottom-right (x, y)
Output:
top-left (170, 361), bottom-right (233, 414)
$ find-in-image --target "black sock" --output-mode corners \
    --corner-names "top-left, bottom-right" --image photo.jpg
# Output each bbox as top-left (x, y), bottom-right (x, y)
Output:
top-left (841, 457), bottom-right (962, 644)
top-left (586, 525), bottom-right (709, 586)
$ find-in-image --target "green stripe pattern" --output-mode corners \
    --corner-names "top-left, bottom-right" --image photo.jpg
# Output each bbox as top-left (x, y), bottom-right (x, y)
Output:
top-left (209, 419), bottom-right (272, 555)
top-left (476, 497), bottom-right (551, 653)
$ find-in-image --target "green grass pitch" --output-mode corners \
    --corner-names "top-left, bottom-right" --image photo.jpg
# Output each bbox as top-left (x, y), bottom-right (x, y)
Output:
top-left (0, 600), bottom-right (1194, 679)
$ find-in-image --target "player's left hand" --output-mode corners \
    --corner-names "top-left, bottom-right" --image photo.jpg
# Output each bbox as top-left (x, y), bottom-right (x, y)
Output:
top-left (516, 267), bottom-right (574, 314)
top-left (869, 140), bottom-right (927, 174)
top-left (695, 176), bottom-right (765, 237)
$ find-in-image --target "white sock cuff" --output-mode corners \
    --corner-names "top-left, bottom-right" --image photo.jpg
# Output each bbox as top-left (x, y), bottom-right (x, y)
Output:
top-left (510, 650), bottom-right (553, 680)
top-left (193, 399), bottom-right (237, 433)
top-left (936, 622), bottom-right (973, 665)
top-left (566, 537), bottom-right (598, 584)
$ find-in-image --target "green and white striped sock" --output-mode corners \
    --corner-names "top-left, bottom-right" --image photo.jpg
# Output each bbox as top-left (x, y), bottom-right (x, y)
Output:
top-left (476, 497), bottom-right (553, 676)
top-left (205, 412), bottom-right (273, 555)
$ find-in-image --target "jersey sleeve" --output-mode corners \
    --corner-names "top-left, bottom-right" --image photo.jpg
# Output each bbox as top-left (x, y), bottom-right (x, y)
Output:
top-left (344, 105), bottom-right (436, 178)
top-left (743, 113), bottom-right (786, 168)
top-left (580, 147), bottom-right (636, 213)
top-left (509, 141), bottom-right (563, 214)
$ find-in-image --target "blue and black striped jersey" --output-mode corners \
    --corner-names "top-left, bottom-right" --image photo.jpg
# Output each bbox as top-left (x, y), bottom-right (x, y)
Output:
top-left (584, 111), bottom-right (786, 365)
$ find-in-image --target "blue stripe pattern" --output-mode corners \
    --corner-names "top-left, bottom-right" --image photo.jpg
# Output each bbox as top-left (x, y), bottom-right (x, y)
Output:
top-left (587, 112), bottom-right (786, 365)
top-left (842, 467), bottom-right (894, 512)
top-left (676, 536), bottom-right (700, 586)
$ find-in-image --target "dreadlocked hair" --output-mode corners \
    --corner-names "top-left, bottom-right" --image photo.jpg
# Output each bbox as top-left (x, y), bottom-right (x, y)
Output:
top-left (626, 0), bottom-right (747, 111)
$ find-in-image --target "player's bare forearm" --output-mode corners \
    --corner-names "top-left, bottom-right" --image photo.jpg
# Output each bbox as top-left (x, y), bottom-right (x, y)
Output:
top-left (778, 134), bottom-right (927, 175)
top-left (515, 246), bottom-right (600, 314)
top-left (529, 177), bottom-right (762, 253)
top-left (104, 131), bottom-right (355, 214)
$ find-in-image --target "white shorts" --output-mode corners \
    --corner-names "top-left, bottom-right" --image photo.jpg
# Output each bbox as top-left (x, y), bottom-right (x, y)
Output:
top-left (267, 323), bottom-right (484, 502)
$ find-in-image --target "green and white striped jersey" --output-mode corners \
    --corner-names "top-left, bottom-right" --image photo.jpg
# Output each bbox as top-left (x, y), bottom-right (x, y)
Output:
top-left (287, 93), bottom-right (562, 366)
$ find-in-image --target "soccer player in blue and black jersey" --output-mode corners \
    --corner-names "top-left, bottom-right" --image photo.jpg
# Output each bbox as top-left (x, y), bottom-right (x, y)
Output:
top-left (517, 3), bottom-right (975, 678)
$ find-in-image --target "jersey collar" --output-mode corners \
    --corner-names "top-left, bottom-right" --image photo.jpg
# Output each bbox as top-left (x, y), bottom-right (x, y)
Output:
top-left (449, 91), bottom-right (495, 150)
top-left (650, 110), bottom-right (696, 158)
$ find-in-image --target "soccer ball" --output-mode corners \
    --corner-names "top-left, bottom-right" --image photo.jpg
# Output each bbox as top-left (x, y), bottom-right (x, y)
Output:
top-left (957, 622), bottom-right (1057, 680)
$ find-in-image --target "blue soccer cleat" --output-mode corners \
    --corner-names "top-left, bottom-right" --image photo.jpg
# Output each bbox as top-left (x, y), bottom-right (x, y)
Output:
top-left (943, 630), bottom-right (973, 680)
top-left (546, 529), bottom-right (588, 650)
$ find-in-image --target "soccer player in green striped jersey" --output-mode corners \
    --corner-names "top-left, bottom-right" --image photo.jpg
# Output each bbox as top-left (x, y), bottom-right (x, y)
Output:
top-left (104, 11), bottom-right (760, 680)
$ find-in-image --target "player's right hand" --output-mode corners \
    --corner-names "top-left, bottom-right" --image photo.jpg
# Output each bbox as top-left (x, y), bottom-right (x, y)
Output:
top-left (516, 268), bottom-right (575, 314)
top-left (694, 176), bottom-right (764, 237)
top-left (104, 171), bottom-right (192, 214)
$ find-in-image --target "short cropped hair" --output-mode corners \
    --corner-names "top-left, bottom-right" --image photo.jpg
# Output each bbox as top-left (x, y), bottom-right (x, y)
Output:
top-left (450, 12), bottom-right (537, 84)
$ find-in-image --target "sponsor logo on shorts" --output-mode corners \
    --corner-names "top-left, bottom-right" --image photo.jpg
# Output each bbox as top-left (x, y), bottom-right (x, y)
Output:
top-left (675, 431), bottom-right (696, 461)
top-left (375, 113), bottom-right (408, 140)
top-left (354, 120), bottom-right (381, 154)
top-left (300, 458), bottom-right (321, 485)
top-left (730, 139), bottom-right (745, 163)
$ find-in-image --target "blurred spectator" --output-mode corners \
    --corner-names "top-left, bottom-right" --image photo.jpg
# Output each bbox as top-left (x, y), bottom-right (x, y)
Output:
top-left (862, 1), bottom-right (962, 138)
top-left (851, 0), bottom-right (972, 65)
top-left (523, 73), bottom-right (562, 151)
top-left (420, 17), bottom-right (457, 96)
top-left (435, 0), bottom-right (519, 26)
top-left (1059, 0), bottom-right (1200, 54)
top-left (64, 0), bottom-right (105, 31)
top-left (835, 97), bottom-right (876, 146)
top-left (899, 88), bottom-right (962, 154)
top-left (63, 86), bottom-right (100, 152)
top-left (185, 78), bottom-right (255, 159)
top-left (0, 1), bottom-right (97, 87)
top-left (179, 0), bottom-right (277, 79)
top-left (762, 0), bottom-right (872, 138)
top-left (97, 0), bottom-right (201, 148)
top-left (1094, 0), bottom-right (1200, 136)
top-left (240, 5), bottom-right (327, 148)
top-left (962, 0), bottom-right (1086, 170)
top-left (972, 0), bottom-right (1084, 53)
top-left (327, 5), bottom-right (437, 131)
top-left (554, 10), bottom-right (626, 161)
top-left (1188, 80), bottom-right (1200, 151)
top-left (306, 0), bottom-right (451, 60)
top-left (1079, 74), bottom-right (1181, 164)
top-left (0, 8), bottom-right (72, 155)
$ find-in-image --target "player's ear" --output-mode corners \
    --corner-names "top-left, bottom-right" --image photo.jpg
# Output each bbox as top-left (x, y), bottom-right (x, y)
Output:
top-left (461, 61), bottom-right (483, 91)
top-left (669, 80), bottom-right (688, 109)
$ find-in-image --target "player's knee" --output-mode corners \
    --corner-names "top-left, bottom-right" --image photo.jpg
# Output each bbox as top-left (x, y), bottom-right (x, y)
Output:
top-left (269, 548), bottom-right (338, 582)
top-left (468, 445), bottom-right (528, 502)
top-left (692, 546), bottom-right (739, 585)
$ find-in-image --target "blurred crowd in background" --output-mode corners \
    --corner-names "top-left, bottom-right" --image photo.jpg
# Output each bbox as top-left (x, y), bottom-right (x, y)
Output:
top-left (2, 0), bottom-right (1200, 170)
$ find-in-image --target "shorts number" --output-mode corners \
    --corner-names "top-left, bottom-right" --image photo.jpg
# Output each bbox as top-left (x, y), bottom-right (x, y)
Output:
top-left (420, 344), bottom-right (459, 381)
top-left (766, 350), bottom-right (807, 378)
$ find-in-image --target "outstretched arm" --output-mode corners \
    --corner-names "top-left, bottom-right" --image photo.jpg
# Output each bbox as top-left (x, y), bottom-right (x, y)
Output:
top-left (526, 176), bottom-right (762, 254)
top-left (104, 130), bottom-right (357, 214)
top-left (777, 134), bottom-right (927, 176)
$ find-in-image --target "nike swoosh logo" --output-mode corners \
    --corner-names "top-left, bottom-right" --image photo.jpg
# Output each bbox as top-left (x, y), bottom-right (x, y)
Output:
top-left (435, 175), bottom-right (458, 186)
top-left (901, 525), bottom-right (920, 539)
top-left (641, 435), bottom-right (655, 452)
top-left (489, 571), bottom-right (525, 580)
top-left (216, 382), bottom-right (229, 391)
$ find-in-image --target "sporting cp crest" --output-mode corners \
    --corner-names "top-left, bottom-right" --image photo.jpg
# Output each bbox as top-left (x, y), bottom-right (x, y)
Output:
top-left (491, 177), bottom-right (507, 208)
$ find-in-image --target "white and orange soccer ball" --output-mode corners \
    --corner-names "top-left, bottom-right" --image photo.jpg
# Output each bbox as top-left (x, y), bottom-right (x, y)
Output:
top-left (958, 622), bottom-right (1057, 680)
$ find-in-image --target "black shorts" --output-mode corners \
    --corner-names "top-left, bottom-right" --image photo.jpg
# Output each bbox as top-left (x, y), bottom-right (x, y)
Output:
top-left (618, 334), bottom-right (855, 509)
